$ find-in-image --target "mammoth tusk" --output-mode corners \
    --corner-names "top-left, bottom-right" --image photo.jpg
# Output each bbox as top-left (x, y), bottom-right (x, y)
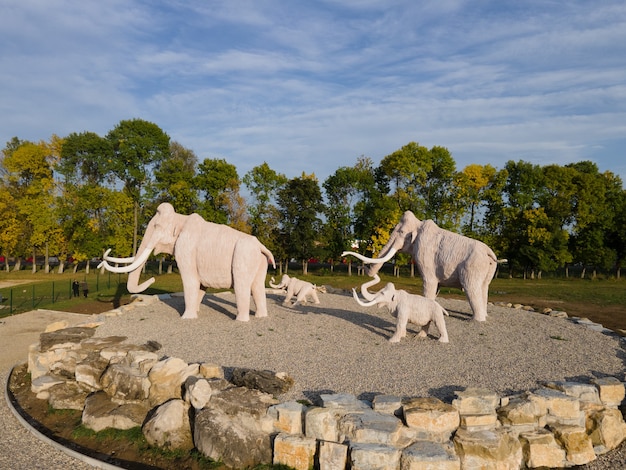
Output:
top-left (99, 248), bottom-right (152, 273)
top-left (128, 277), bottom-right (156, 294)
top-left (102, 248), bottom-right (136, 264)
top-left (352, 288), bottom-right (379, 307)
top-left (360, 274), bottom-right (381, 301)
top-left (269, 277), bottom-right (280, 288)
top-left (342, 248), bottom-right (398, 265)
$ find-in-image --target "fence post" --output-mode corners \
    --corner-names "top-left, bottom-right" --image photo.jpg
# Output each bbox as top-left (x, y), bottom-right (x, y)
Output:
top-left (52, 282), bottom-right (55, 303)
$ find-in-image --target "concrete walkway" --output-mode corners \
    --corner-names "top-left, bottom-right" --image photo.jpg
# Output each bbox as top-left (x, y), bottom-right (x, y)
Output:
top-left (0, 310), bottom-right (99, 469)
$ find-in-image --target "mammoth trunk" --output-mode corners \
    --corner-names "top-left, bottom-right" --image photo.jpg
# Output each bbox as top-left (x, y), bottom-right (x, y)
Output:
top-left (126, 246), bottom-right (156, 293)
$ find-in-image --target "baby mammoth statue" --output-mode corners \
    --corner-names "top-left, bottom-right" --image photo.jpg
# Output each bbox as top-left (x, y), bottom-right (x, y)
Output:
top-left (352, 276), bottom-right (449, 343)
top-left (269, 274), bottom-right (325, 307)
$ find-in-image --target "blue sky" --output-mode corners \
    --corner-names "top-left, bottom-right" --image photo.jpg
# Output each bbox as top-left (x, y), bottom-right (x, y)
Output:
top-left (1, 0), bottom-right (625, 185)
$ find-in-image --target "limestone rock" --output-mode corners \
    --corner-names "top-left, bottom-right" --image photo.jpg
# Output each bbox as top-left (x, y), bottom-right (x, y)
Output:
top-left (318, 440), bottom-right (348, 470)
top-left (199, 362), bottom-right (223, 379)
top-left (47, 381), bottom-right (89, 410)
top-left (39, 327), bottom-right (96, 351)
top-left (498, 394), bottom-right (543, 427)
top-left (82, 391), bottom-right (149, 432)
top-left (403, 397), bottom-right (460, 442)
top-left (273, 433), bottom-right (316, 470)
top-left (194, 407), bottom-right (272, 468)
top-left (452, 387), bottom-right (500, 415)
top-left (320, 393), bottom-right (371, 410)
top-left (100, 363), bottom-right (150, 402)
top-left (148, 357), bottom-right (199, 407)
top-left (305, 406), bottom-right (343, 442)
top-left (586, 408), bottom-right (626, 453)
top-left (549, 424), bottom-right (596, 466)
top-left (349, 442), bottom-right (401, 470)
top-left (541, 381), bottom-right (601, 405)
top-left (142, 399), bottom-right (193, 451)
top-left (372, 394), bottom-right (403, 416)
top-left (531, 388), bottom-right (583, 426)
top-left (193, 384), bottom-right (279, 467)
top-left (339, 409), bottom-right (405, 446)
top-left (519, 429), bottom-right (566, 468)
top-left (453, 428), bottom-right (522, 470)
top-left (592, 377), bottom-right (625, 407)
top-left (268, 401), bottom-right (306, 434)
top-left (231, 367), bottom-right (294, 395)
top-left (184, 376), bottom-right (230, 410)
top-left (401, 441), bottom-right (460, 470)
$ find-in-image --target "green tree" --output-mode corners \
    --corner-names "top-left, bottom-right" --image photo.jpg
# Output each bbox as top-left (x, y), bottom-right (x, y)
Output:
top-left (243, 162), bottom-right (287, 258)
top-left (194, 158), bottom-right (243, 226)
top-left (152, 141), bottom-right (199, 215)
top-left (277, 173), bottom-right (324, 274)
top-left (106, 119), bottom-right (170, 253)
top-left (3, 138), bottom-right (60, 272)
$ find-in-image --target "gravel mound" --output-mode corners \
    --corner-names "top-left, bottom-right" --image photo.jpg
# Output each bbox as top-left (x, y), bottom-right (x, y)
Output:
top-left (94, 289), bottom-right (625, 405)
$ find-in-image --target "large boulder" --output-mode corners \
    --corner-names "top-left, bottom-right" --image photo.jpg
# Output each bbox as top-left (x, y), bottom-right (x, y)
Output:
top-left (142, 399), bottom-right (193, 451)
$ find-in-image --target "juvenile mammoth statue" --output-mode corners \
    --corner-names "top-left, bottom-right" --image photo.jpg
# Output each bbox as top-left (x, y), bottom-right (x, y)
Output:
top-left (269, 274), bottom-right (323, 306)
top-left (352, 275), bottom-right (449, 343)
top-left (99, 203), bottom-right (275, 321)
top-left (343, 211), bottom-right (501, 321)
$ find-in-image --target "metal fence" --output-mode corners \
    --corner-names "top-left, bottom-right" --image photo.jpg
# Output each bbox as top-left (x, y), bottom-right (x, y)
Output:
top-left (0, 272), bottom-right (126, 316)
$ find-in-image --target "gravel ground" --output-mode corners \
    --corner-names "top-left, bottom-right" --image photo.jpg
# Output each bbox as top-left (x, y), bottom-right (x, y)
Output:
top-left (96, 290), bottom-right (625, 405)
top-left (2, 289), bottom-right (625, 469)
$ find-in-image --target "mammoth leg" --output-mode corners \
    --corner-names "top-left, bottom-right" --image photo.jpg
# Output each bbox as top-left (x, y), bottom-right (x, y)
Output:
top-left (251, 258), bottom-right (269, 318)
top-left (181, 279), bottom-right (202, 319)
top-left (310, 289), bottom-right (320, 304)
top-left (464, 277), bottom-right (487, 322)
top-left (390, 308), bottom-right (408, 343)
top-left (422, 276), bottom-right (438, 300)
top-left (433, 311), bottom-right (449, 343)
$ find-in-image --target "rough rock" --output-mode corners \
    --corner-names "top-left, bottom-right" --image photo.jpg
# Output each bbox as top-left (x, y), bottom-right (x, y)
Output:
top-left (403, 397), bottom-right (460, 442)
top-left (273, 433), bottom-right (316, 470)
top-left (453, 428), bottom-right (523, 469)
top-left (148, 357), bottom-right (199, 407)
top-left (39, 327), bottom-right (96, 351)
top-left (82, 391), bottom-right (150, 432)
top-left (231, 367), bottom-right (294, 395)
top-left (142, 399), bottom-right (193, 451)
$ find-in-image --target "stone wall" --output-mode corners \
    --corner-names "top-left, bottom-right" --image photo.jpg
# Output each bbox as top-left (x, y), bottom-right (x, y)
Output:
top-left (23, 295), bottom-right (626, 469)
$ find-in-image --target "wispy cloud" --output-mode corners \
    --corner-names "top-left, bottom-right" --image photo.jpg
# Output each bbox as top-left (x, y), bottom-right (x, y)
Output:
top-left (1, 0), bottom-right (625, 182)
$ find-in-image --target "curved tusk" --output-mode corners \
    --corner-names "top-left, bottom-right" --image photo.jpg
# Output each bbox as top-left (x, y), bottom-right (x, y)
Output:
top-left (100, 248), bottom-right (152, 273)
top-left (360, 274), bottom-right (381, 301)
top-left (269, 277), bottom-right (280, 288)
top-left (342, 248), bottom-right (397, 265)
top-left (103, 248), bottom-right (136, 264)
top-left (352, 288), bottom-right (379, 307)
top-left (128, 277), bottom-right (156, 294)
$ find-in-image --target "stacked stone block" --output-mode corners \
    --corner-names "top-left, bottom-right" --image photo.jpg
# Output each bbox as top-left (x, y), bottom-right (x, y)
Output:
top-left (19, 299), bottom-right (626, 469)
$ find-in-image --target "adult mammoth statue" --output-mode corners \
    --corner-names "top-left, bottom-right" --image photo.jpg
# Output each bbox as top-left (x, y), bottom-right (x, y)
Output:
top-left (99, 202), bottom-right (276, 321)
top-left (343, 211), bottom-right (501, 322)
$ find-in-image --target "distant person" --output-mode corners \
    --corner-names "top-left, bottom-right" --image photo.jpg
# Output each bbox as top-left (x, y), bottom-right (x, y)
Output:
top-left (80, 280), bottom-right (88, 298)
top-left (72, 280), bottom-right (80, 298)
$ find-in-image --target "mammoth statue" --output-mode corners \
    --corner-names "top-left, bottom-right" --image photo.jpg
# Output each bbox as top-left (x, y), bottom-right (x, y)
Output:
top-left (343, 210), bottom-right (501, 322)
top-left (99, 202), bottom-right (275, 321)
top-left (352, 275), bottom-right (449, 343)
top-left (269, 274), bottom-right (324, 306)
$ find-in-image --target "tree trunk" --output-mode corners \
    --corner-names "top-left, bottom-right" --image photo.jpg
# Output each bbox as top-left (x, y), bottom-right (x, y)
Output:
top-left (44, 243), bottom-right (50, 274)
top-left (13, 258), bottom-right (21, 272)
top-left (347, 260), bottom-right (352, 276)
top-left (32, 248), bottom-right (37, 273)
top-left (580, 267), bottom-right (586, 279)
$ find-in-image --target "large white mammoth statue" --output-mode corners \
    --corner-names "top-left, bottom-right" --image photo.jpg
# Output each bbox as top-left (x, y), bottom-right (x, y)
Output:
top-left (352, 275), bottom-right (449, 343)
top-left (269, 274), bottom-right (323, 306)
top-left (343, 211), bottom-right (500, 322)
top-left (99, 202), bottom-right (275, 321)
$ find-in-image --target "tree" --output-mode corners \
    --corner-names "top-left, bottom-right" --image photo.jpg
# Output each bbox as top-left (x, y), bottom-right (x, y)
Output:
top-left (323, 166), bottom-right (360, 269)
top-left (2, 138), bottom-right (61, 272)
top-left (455, 163), bottom-right (497, 235)
top-left (277, 173), bottom-right (324, 274)
top-left (243, 162), bottom-right (287, 259)
top-left (106, 119), bottom-right (170, 254)
top-left (194, 158), bottom-right (245, 227)
top-left (152, 141), bottom-right (199, 215)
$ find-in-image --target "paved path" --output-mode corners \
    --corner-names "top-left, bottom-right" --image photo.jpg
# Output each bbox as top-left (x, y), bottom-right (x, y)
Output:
top-left (0, 310), bottom-right (98, 469)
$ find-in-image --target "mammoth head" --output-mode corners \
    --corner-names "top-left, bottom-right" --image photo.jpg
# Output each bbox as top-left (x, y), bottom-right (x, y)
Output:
top-left (352, 278), bottom-right (397, 310)
top-left (342, 211), bottom-right (423, 276)
top-left (269, 274), bottom-right (290, 289)
top-left (98, 202), bottom-right (188, 293)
